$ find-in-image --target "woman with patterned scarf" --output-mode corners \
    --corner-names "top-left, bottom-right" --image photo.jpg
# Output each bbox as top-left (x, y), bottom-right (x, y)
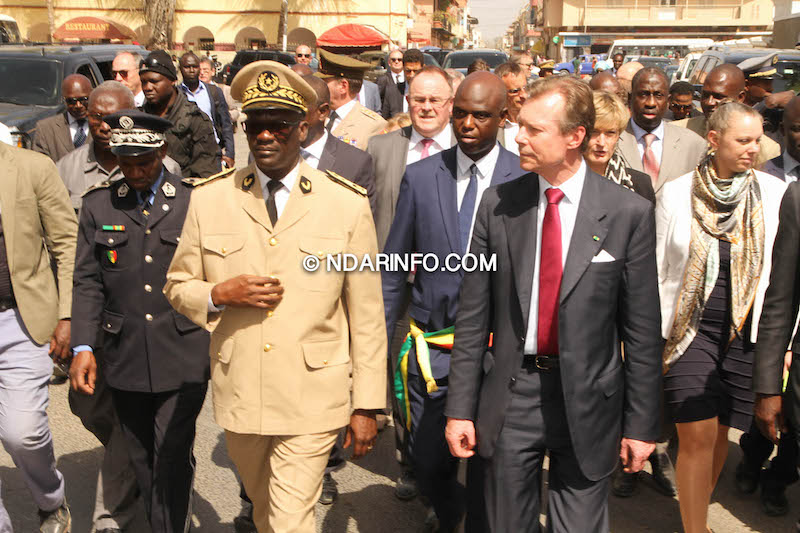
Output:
top-left (584, 91), bottom-right (655, 203)
top-left (656, 102), bottom-right (788, 533)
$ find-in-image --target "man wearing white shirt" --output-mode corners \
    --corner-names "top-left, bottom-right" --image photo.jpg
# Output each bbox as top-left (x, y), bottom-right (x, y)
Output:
top-left (32, 74), bottom-right (92, 163)
top-left (382, 49), bottom-right (424, 119)
top-left (763, 95), bottom-right (800, 183)
top-left (112, 51), bottom-right (145, 107)
top-left (377, 49), bottom-right (405, 105)
top-left (383, 72), bottom-right (523, 531)
top-left (445, 74), bottom-right (663, 533)
top-left (495, 62), bottom-right (528, 156)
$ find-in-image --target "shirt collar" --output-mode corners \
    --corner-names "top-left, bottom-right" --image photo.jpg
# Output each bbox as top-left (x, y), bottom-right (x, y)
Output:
top-left (784, 150), bottom-right (800, 175)
top-left (67, 112), bottom-right (86, 126)
top-left (410, 123), bottom-right (452, 150)
top-left (334, 98), bottom-right (357, 120)
top-left (631, 119), bottom-right (665, 142)
top-left (538, 158), bottom-right (587, 207)
top-left (255, 161), bottom-right (300, 196)
top-left (456, 143), bottom-right (501, 180)
top-left (180, 81), bottom-right (206, 96)
top-left (303, 131), bottom-right (328, 162)
top-left (392, 70), bottom-right (405, 82)
top-left (137, 170), bottom-right (165, 204)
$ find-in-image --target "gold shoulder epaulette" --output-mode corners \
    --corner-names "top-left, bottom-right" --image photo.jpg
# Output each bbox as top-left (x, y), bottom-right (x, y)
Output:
top-left (81, 180), bottom-right (112, 197)
top-left (182, 166), bottom-right (235, 187)
top-left (360, 107), bottom-right (383, 121)
top-left (326, 170), bottom-right (367, 196)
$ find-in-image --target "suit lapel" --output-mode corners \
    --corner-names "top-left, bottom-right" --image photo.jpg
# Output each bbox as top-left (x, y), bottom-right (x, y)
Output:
top-left (503, 175), bottom-right (539, 326)
top-left (620, 124), bottom-right (643, 172)
top-left (437, 149), bottom-right (461, 254)
top-left (560, 172), bottom-right (608, 303)
top-left (60, 112), bottom-right (74, 155)
top-left (390, 128), bottom-right (412, 210)
top-left (144, 172), bottom-right (178, 229)
top-left (317, 135), bottom-right (336, 172)
top-left (0, 146), bottom-right (17, 270)
top-left (116, 183), bottom-right (145, 227)
top-left (239, 165), bottom-right (272, 232)
top-left (273, 162), bottom-right (313, 236)
top-left (490, 148), bottom-right (514, 186)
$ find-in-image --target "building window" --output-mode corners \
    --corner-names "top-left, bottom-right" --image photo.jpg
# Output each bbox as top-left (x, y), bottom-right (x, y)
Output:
top-left (659, 0), bottom-right (677, 5)
top-left (198, 38), bottom-right (215, 51)
top-left (792, 0), bottom-right (800, 14)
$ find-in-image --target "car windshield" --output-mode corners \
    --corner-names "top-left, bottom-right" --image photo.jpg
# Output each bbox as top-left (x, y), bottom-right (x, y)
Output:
top-left (444, 52), bottom-right (507, 69)
top-left (0, 58), bottom-right (61, 106)
top-left (776, 60), bottom-right (800, 93)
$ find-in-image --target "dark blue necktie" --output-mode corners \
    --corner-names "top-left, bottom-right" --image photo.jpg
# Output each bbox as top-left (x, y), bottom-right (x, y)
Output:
top-left (458, 164), bottom-right (478, 254)
top-left (73, 119), bottom-right (87, 148)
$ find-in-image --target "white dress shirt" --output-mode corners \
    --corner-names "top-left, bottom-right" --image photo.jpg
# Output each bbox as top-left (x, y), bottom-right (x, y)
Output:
top-left (134, 91), bottom-right (146, 107)
top-left (402, 84), bottom-right (409, 113)
top-left (455, 143), bottom-right (501, 248)
top-left (503, 120), bottom-right (520, 155)
top-left (328, 98), bottom-right (357, 132)
top-left (631, 119), bottom-right (664, 168)
top-left (782, 150), bottom-right (800, 184)
top-left (67, 113), bottom-right (89, 144)
top-left (407, 124), bottom-right (453, 165)
top-left (392, 71), bottom-right (405, 85)
top-left (301, 131), bottom-right (328, 170)
top-left (524, 158), bottom-right (587, 354)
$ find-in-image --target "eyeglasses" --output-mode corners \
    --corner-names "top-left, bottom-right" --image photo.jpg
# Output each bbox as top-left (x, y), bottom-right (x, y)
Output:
top-left (409, 96), bottom-right (451, 108)
top-left (507, 88), bottom-right (527, 96)
top-left (243, 119), bottom-right (301, 142)
top-left (296, 53), bottom-right (311, 58)
top-left (389, 57), bottom-right (403, 62)
top-left (670, 103), bottom-right (693, 111)
top-left (65, 96), bottom-right (89, 105)
top-left (112, 69), bottom-right (134, 79)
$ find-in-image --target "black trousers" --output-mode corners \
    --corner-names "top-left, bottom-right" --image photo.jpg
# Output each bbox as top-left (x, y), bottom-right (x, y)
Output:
top-left (484, 363), bottom-right (610, 533)
top-left (741, 418), bottom-right (799, 488)
top-left (111, 383), bottom-right (207, 533)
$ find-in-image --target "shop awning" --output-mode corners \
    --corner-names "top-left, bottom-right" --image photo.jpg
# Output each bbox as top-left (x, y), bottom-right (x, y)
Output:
top-left (317, 24), bottom-right (389, 48)
top-left (53, 17), bottom-right (135, 41)
top-left (408, 31), bottom-right (430, 44)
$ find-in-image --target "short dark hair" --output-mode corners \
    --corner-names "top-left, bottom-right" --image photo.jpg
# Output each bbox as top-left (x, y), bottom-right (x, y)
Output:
top-left (403, 49), bottom-right (424, 66)
top-left (494, 62), bottom-right (524, 79)
top-left (467, 59), bottom-right (490, 75)
top-left (670, 80), bottom-right (694, 96)
top-left (345, 77), bottom-right (363, 97)
top-left (631, 67), bottom-right (669, 93)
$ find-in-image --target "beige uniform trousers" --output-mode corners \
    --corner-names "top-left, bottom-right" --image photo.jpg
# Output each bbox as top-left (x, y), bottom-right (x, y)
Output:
top-left (226, 429), bottom-right (339, 533)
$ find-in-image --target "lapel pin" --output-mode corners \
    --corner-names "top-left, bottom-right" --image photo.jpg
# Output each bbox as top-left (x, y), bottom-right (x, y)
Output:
top-left (243, 174), bottom-right (255, 191)
top-left (593, 235), bottom-right (600, 241)
top-left (117, 183), bottom-right (129, 197)
top-left (300, 176), bottom-right (312, 194)
top-left (162, 182), bottom-right (176, 198)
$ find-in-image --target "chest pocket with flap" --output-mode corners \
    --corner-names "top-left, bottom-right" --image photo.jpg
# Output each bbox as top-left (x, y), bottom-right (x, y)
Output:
top-left (299, 237), bottom-right (345, 292)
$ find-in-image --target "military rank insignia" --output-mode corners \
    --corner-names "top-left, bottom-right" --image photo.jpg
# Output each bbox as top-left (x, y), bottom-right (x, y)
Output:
top-left (300, 176), bottom-right (312, 194)
top-left (162, 182), bottom-right (176, 198)
top-left (118, 183), bottom-right (130, 197)
top-left (106, 250), bottom-right (118, 264)
top-left (243, 173), bottom-right (255, 191)
top-left (102, 225), bottom-right (125, 231)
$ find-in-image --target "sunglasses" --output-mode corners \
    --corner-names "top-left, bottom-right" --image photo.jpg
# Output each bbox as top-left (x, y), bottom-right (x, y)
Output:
top-left (389, 57), bottom-right (403, 62)
top-left (670, 103), bottom-right (693, 111)
top-left (296, 53), bottom-right (311, 58)
top-left (112, 69), bottom-right (134, 79)
top-left (244, 120), bottom-right (301, 142)
top-left (65, 96), bottom-right (88, 105)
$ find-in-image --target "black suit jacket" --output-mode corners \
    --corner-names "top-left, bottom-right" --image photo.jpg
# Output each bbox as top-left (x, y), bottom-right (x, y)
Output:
top-left (445, 169), bottom-right (663, 481)
top-left (382, 82), bottom-right (405, 120)
top-left (754, 182), bottom-right (800, 429)
top-left (317, 134), bottom-right (376, 215)
top-left (71, 170), bottom-right (210, 393)
top-left (627, 168), bottom-right (656, 204)
top-left (207, 83), bottom-right (235, 159)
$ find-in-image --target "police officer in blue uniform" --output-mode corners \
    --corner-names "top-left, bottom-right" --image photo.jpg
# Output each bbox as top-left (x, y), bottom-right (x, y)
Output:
top-left (70, 110), bottom-right (211, 533)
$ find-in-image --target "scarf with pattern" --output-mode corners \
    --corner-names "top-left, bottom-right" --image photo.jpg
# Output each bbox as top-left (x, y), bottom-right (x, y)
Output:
top-left (662, 151), bottom-right (764, 372)
top-left (604, 150), bottom-right (636, 192)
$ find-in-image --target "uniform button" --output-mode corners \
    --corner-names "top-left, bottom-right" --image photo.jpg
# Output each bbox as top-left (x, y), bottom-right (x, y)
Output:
top-left (144, 284), bottom-right (152, 292)
top-left (107, 238), bottom-right (114, 244)
top-left (323, 359), bottom-right (328, 365)
top-left (267, 310), bottom-right (274, 318)
top-left (145, 313), bottom-right (153, 321)
top-left (317, 251), bottom-right (324, 258)
top-left (145, 255), bottom-right (153, 263)
top-left (162, 204), bottom-right (170, 212)
top-left (221, 247), bottom-right (227, 254)
top-left (509, 377), bottom-right (516, 388)
top-left (263, 344), bottom-right (272, 352)
top-left (177, 236), bottom-right (181, 242)
top-left (106, 323), bottom-right (112, 328)
top-left (145, 229), bottom-right (151, 235)
top-left (269, 238), bottom-right (278, 246)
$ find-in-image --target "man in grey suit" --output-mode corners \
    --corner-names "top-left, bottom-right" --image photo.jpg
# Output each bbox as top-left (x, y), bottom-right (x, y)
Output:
top-left (33, 74), bottom-right (93, 163)
top-left (616, 68), bottom-right (707, 194)
top-left (359, 79), bottom-right (382, 113)
top-left (445, 75), bottom-right (663, 533)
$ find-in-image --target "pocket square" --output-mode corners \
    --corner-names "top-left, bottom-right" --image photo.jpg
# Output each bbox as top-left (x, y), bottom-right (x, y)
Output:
top-left (591, 249), bottom-right (616, 263)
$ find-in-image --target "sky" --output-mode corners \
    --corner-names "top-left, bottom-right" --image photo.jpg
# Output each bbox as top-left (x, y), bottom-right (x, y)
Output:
top-left (469, 0), bottom-right (526, 43)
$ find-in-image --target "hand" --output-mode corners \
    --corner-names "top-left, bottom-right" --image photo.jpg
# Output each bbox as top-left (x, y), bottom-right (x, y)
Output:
top-left (48, 319), bottom-right (71, 364)
top-left (619, 438), bottom-right (655, 473)
top-left (222, 156), bottom-right (235, 169)
top-left (764, 90), bottom-right (795, 109)
top-left (445, 418), bottom-right (476, 458)
top-left (211, 275), bottom-right (283, 309)
top-left (69, 350), bottom-right (97, 395)
top-left (755, 394), bottom-right (786, 445)
top-left (344, 409), bottom-right (377, 459)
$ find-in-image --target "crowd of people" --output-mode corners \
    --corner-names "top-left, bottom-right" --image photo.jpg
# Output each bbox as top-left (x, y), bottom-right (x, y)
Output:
top-left (1, 40), bottom-right (800, 533)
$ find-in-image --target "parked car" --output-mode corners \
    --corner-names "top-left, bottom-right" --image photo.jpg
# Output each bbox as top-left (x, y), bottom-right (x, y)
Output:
top-left (0, 44), bottom-right (146, 148)
top-left (689, 46), bottom-right (800, 94)
top-left (0, 15), bottom-right (21, 44)
top-left (222, 49), bottom-right (296, 85)
top-left (441, 49), bottom-right (508, 76)
top-left (671, 51), bottom-right (703, 84)
top-left (555, 54), bottom-right (603, 75)
top-left (360, 51), bottom-right (440, 82)
top-left (419, 46), bottom-right (454, 66)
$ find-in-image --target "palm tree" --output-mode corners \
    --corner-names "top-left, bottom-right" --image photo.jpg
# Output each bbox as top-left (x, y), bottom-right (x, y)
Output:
top-left (46, 0), bottom-right (55, 43)
top-left (144, 0), bottom-right (176, 49)
top-left (277, 0), bottom-right (288, 51)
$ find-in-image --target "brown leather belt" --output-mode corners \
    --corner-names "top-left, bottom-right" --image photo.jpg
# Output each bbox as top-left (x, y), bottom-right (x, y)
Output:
top-left (522, 354), bottom-right (560, 371)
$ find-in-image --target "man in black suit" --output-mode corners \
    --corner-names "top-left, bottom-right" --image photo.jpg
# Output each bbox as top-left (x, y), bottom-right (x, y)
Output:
top-left (382, 48), bottom-right (424, 119)
top-left (445, 75), bottom-right (663, 532)
top-left (70, 111), bottom-right (210, 533)
top-left (377, 49), bottom-right (406, 104)
top-left (763, 95), bottom-right (800, 184)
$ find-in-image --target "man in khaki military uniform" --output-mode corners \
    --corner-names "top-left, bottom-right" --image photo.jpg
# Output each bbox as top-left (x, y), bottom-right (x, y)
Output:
top-left (164, 61), bottom-right (387, 533)
top-left (317, 50), bottom-right (387, 150)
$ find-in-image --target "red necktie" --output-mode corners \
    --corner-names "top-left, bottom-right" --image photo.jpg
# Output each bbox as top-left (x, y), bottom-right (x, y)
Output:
top-left (420, 138), bottom-right (434, 159)
top-left (537, 188), bottom-right (565, 355)
top-left (642, 133), bottom-right (660, 186)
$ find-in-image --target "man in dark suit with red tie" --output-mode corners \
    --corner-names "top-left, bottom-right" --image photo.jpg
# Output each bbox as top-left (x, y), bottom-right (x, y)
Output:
top-left (445, 75), bottom-right (663, 532)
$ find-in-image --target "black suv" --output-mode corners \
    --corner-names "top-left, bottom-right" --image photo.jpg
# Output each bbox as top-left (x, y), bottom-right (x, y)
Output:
top-left (689, 46), bottom-right (800, 94)
top-left (0, 43), bottom-right (146, 148)
top-left (222, 49), bottom-right (296, 85)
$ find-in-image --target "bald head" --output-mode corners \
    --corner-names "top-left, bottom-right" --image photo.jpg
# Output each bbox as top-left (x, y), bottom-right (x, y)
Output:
top-left (590, 71), bottom-right (627, 101)
top-left (62, 74), bottom-right (92, 120)
top-left (616, 61), bottom-right (643, 82)
top-left (88, 80), bottom-right (135, 108)
top-left (782, 95), bottom-right (800, 162)
top-left (456, 71), bottom-right (507, 114)
top-left (700, 64), bottom-right (746, 119)
top-left (291, 63), bottom-right (313, 76)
